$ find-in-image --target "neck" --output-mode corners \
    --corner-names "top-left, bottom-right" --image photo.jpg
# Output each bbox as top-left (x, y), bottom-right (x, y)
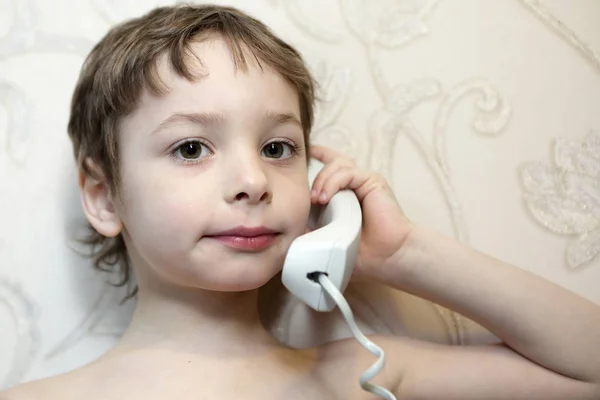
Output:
top-left (112, 280), bottom-right (280, 358)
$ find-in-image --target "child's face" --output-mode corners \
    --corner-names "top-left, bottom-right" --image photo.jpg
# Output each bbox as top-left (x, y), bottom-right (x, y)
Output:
top-left (113, 37), bottom-right (311, 291)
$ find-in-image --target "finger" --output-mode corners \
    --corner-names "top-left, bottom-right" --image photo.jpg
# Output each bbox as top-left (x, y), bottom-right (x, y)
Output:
top-left (314, 166), bottom-right (354, 203)
top-left (311, 157), bottom-right (355, 198)
top-left (311, 160), bottom-right (346, 199)
top-left (317, 167), bottom-right (372, 204)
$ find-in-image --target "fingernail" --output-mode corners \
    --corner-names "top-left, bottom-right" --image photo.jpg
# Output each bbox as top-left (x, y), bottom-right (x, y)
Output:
top-left (319, 192), bottom-right (327, 201)
top-left (311, 189), bottom-right (317, 198)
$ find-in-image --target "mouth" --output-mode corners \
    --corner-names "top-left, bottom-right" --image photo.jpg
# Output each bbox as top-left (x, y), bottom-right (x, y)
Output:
top-left (204, 226), bottom-right (282, 252)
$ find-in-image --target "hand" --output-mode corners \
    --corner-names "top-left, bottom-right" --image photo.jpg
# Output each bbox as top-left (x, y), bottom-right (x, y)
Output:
top-left (309, 145), bottom-right (413, 278)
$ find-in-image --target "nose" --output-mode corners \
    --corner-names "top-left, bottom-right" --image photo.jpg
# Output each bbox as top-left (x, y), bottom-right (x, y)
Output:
top-left (224, 156), bottom-right (272, 205)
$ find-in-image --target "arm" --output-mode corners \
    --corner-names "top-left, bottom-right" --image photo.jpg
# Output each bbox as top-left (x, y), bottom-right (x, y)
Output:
top-left (370, 225), bottom-right (600, 399)
top-left (307, 145), bottom-right (600, 399)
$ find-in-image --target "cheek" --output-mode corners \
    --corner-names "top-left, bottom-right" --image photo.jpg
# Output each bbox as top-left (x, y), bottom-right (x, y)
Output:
top-left (283, 180), bottom-right (312, 235)
top-left (118, 172), bottom-right (210, 250)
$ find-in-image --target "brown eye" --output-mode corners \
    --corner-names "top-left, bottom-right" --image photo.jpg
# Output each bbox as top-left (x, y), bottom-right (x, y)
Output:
top-left (261, 141), bottom-right (297, 159)
top-left (264, 142), bottom-right (284, 158)
top-left (173, 140), bottom-right (209, 161)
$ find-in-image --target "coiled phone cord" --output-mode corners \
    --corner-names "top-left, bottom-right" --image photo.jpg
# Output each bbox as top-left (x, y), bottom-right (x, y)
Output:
top-left (316, 273), bottom-right (397, 400)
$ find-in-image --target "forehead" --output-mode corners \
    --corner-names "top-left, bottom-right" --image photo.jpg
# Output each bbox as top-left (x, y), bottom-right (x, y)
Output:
top-left (121, 36), bottom-right (301, 135)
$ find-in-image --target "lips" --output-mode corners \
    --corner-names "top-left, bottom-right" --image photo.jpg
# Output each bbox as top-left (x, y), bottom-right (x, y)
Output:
top-left (204, 226), bottom-right (281, 251)
top-left (209, 226), bottom-right (279, 237)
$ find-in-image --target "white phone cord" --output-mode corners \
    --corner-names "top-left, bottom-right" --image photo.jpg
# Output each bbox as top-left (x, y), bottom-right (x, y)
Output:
top-left (316, 273), bottom-right (397, 400)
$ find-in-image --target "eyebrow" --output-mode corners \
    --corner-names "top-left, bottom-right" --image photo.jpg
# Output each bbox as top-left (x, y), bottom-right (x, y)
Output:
top-left (262, 110), bottom-right (302, 129)
top-left (150, 112), bottom-right (225, 136)
top-left (150, 110), bottom-right (302, 136)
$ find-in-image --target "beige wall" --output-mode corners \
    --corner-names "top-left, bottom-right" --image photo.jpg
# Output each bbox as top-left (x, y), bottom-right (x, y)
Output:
top-left (1, 0), bottom-right (599, 388)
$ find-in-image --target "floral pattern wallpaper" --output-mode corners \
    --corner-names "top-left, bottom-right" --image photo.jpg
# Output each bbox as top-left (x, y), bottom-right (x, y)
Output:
top-left (1, 0), bottom-right (599, 388)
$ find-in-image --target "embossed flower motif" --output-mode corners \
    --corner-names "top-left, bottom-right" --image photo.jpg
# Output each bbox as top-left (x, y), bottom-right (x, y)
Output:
top-left (340, 0), bottom-right (438, 47)
top-left (306, 57), bottom-right (357, 159)
top-left (520, 132), bottom-right (600, 268)
top-left (0, 0), bottom-right (93, 166)
top-left (0, 279), bottom-right (40, 390)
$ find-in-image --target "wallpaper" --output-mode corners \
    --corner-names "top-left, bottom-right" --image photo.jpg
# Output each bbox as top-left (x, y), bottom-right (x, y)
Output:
top-left (1, 0), bottom-right (599, 388)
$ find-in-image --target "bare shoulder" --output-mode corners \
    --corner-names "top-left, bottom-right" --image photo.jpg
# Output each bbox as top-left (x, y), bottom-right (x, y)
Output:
top-left (0, 375), bottom-right (74, 400)
top-left (0, 365), bottom-right (99, 400)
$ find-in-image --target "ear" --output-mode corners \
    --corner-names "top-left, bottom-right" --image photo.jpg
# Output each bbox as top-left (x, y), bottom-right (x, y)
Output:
top-left (79, 158), bottom-right (123, 238)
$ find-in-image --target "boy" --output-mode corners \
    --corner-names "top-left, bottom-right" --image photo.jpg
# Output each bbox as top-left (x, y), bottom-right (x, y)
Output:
top-left (3, 4), bottom-right (600, 399)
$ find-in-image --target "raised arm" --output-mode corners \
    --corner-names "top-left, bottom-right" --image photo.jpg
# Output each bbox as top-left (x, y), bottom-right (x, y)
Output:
top-left (371, 225), bottom-right (600, 399)
top-left (308, 144), bottom-right (600, 399)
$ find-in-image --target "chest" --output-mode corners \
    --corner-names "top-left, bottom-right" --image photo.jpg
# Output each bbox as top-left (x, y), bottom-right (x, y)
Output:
top-left (90, 375), bottom-right (338, 400)
top-left (85, 360), bottom-right (342, 400)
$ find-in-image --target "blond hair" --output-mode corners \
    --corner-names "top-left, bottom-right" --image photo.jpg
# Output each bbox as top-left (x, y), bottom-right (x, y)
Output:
top-left (67, 4), bottom-right (316, 297)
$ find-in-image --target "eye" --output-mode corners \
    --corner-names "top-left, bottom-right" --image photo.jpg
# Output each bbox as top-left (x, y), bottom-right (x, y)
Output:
top-left (172, 140), bottom-right (211, 161)
top-left (261, 141), bottom-right (299, 159)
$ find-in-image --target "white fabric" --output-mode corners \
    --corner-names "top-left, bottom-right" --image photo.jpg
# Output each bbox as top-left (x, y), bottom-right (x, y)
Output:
top-left (1, 0), bottom-right (599, 388)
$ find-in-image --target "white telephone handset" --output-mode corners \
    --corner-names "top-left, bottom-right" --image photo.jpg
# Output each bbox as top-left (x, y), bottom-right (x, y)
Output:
top-left (281, 158), bottom-right (396, 400)
top-left (281, 158), bottom-right (362, 312)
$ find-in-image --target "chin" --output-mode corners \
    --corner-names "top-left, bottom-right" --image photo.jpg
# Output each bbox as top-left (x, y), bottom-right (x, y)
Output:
top-left (179, 259), bottom-right (284, 292)
top-left (142, 238), bottom-right (291, 292)
top-left (199, 274), bottom-right (280, 292)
